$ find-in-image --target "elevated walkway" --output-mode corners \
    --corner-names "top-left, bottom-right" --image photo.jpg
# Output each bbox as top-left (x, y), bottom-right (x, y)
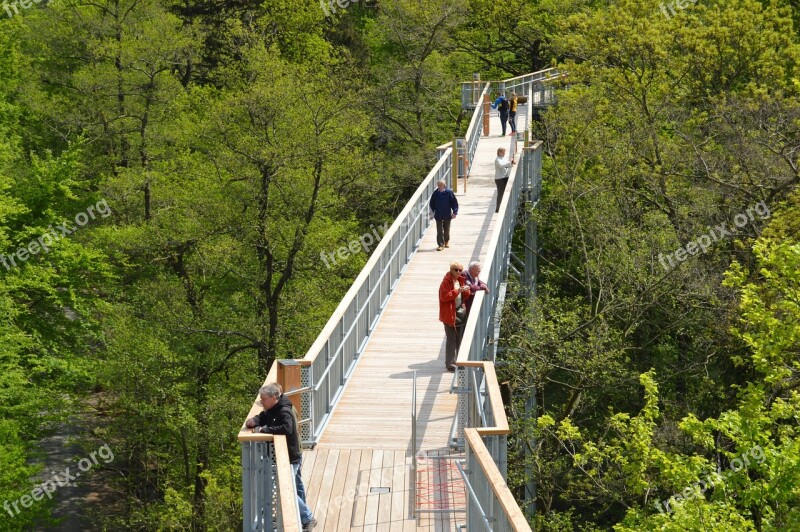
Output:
top-left (239, 69), bottom-right (559, 532)
top-left (302, 121), bottom-right (519, 531)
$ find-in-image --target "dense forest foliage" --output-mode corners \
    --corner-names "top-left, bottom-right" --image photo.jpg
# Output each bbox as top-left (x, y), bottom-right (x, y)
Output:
top-left (0, 0), bottom-right (796, 530)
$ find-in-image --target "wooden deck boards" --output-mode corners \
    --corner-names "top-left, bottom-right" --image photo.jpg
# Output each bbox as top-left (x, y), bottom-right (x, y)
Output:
top-left (302, 111), bottom-right (524, 530)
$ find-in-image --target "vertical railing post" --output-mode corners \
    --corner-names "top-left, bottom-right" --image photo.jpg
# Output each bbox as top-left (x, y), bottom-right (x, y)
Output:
top-left (277, 360), bottom-right (302, 412)
top-left (242, 443), bottom-right (252, 531)
top-left (451, 136), bottom-right (459, 192)
top-left (411, 370), bottom-right (417, 518)
top-left (482, 92), bottom-right (490, 136)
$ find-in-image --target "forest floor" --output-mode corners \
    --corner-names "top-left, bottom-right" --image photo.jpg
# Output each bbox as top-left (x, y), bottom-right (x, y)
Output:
top-left (33, 398), bottom-right (113, 531)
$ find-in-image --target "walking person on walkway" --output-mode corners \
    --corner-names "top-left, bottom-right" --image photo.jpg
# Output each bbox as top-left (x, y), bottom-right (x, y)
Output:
top-left (494, 148), bottom-right (515, 213)
top-left (508, 93), bottom-right (518, 135)
top-left (490, 93), bottom-right (510, 136)
top-left (429, 179), bottom-right (458, 251)
top-left (439, 261), bottom-right (471, 372)
top-left (245, 383), bottom-right (317, 531)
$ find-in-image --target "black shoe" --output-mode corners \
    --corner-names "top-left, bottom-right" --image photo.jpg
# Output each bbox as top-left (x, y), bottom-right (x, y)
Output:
top-left (303, 517), bottom-right (318, 531)
top-left (446, 366), bottom-right (456, 372)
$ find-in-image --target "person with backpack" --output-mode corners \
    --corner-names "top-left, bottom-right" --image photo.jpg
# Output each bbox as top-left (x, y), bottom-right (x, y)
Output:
top-left (490, 93), bottom-right (510, 136)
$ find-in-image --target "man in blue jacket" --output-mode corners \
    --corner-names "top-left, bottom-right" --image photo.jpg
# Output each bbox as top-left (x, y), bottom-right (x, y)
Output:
top-left (429, 179), bottom-right (459, 251)
top-left (490, 93), bottom-right (510, 136)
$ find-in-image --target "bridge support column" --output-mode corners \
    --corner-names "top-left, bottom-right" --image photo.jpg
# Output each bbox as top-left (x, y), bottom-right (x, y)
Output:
top-left (524, 390), bottom-right (537, 517)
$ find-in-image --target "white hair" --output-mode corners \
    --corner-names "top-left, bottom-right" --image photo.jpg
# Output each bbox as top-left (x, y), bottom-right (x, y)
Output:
top-left (259, 383), bottom-right (282, 398)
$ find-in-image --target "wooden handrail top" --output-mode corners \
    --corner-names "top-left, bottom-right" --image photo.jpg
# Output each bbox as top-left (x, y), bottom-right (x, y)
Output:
top-left (238, 431), bottom-right (276, 442)
top-left (482, 363), bottom-right (510, 433)
top-left (524, 140), bottom-right (544, 151)
top-left (465, 428), bottom-right (532, 531)
top-left (274, 436), bottom-right (301, 531)
top-left (451, 360), bottom-right (511, 435)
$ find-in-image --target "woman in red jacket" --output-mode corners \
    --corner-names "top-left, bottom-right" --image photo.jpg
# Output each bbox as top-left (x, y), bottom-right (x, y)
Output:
top-left (439, 261), bottom-right (471, 372)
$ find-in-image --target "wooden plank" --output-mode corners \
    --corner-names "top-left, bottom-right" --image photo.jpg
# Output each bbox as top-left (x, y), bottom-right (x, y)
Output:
top-left (306, 448), bottom-right (328, 520)
top-left (389, 450), bottom-right (408, 529)
top-left (362, 450), bottom-right (384, 532)
top-left (350, 449), bottom-right (372, 529)
top-left (375, 451), bottom-right (394, 532)
top-left (302, 448), bottom-right (317, 489)
top-left (322, 448), bottom-right (350, 531)
top-left (336, 450), bottom-right (362, 532)
top-left (314, 449), bottom-right (340, 530)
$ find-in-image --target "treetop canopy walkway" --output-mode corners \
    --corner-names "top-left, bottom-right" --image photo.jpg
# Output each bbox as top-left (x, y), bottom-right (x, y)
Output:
top-left (238, 69), bottom-right (560, 532)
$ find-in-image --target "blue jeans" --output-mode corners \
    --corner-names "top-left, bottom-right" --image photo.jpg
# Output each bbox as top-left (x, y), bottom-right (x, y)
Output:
top-left (292, 461), bottom-right (313, 524)
top-left (293, 458), bottom-right (307, 502)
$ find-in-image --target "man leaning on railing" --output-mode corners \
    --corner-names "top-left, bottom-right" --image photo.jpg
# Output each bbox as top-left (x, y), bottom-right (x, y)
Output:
top-left (245, 383), bottom-right (318, 531)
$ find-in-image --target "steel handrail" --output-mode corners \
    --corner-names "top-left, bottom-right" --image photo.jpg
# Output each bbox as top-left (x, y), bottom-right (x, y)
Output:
top-left (411, 370), bottom-right (417, 518)
top-left (311, 198), bottom-right (431, 392)
top-left (456, 460), bottom-right (494, 531)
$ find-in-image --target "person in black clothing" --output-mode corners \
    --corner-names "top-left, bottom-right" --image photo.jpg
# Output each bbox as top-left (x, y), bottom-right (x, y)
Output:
top-left (491, 93), bottom-right (510, 136)
top-left (245, 383), bottom-right (317, 531)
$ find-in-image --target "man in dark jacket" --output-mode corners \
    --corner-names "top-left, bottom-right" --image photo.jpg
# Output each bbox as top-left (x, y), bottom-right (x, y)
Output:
top-left (429, 179), bottom-right (459, 251)
top-left (245, 383), bottom-right (316, 530)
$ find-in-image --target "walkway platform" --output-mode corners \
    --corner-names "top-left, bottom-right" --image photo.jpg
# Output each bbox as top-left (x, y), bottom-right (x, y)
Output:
top-left (300, 112), bottom-right (525, 531)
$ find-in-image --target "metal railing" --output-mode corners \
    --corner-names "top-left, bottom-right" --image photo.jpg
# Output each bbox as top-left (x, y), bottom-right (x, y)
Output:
top-left (453, 138), bottom-right (543, 442)
top-left (449, 121), bottom-right (543, 531)
top-left (411, 370), bottom-right (418, 516)
top-left (239, 70), bottom-right (553, 532)
top-left (458, 428), bottom-right (528, 532)
top-left (464, 82), bottom-right (490, 172)
top-left (300, 148), bottom-right (452, 446)
top-left (461, 75), bottom-right (486, 108)
top-left (240, 435), bottom-right (301, 531)
top-left (501, 68), bottom-right (560, 99)
top-left (238, 149), bottom-right (453, 531)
